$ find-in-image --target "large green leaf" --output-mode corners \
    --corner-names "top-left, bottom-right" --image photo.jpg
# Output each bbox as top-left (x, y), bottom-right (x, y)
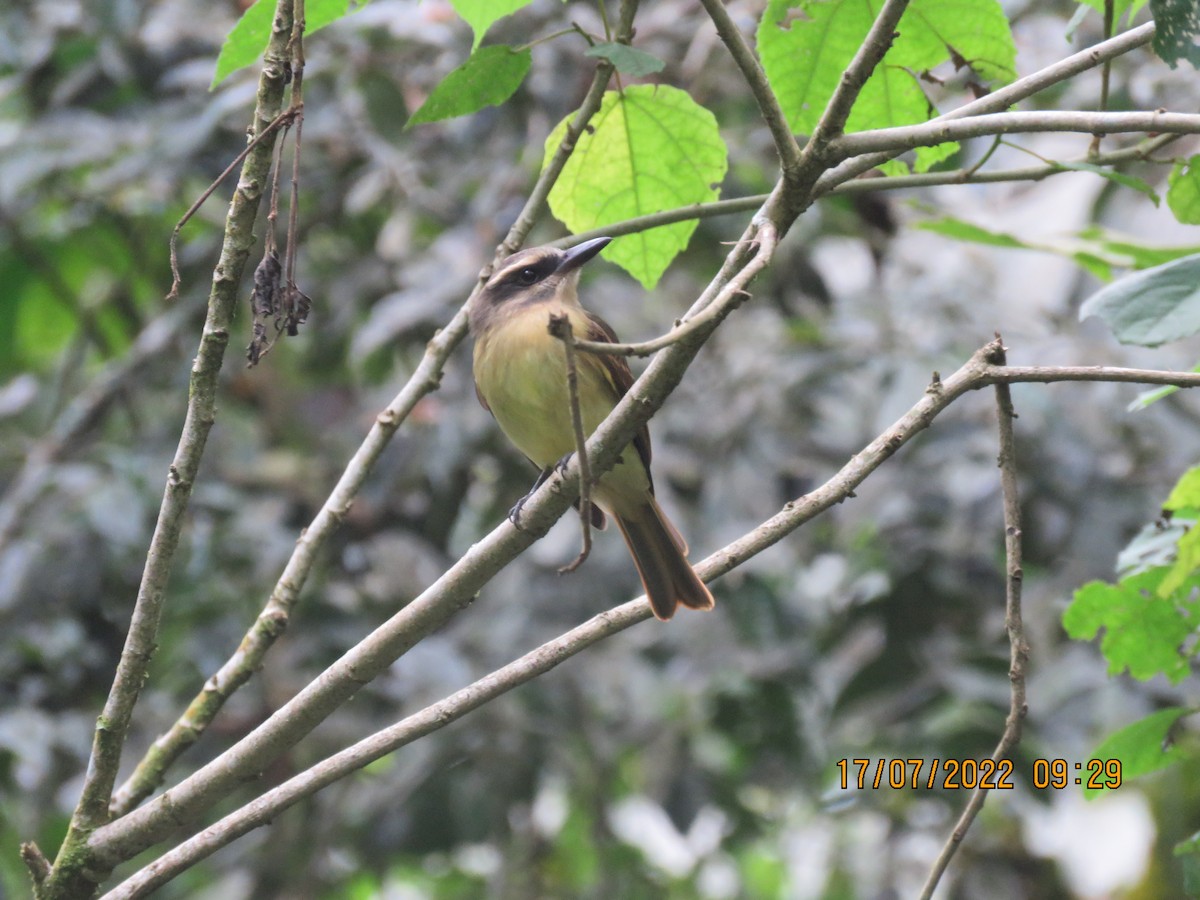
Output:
top-left (543, 86), bottom-right (728, 289)
top-left (1079, 253), bottom-right (1200, 346)
top-left (1151, 0), bottom-right (1200, 69)
top-left (756, 0), bottom-right (1015, 170)
top-left (407, 45), bottom-right (531, 127)
top-left (450, 0), bottom-right (533, 49)
top-left (212, 0), bottom-right (351, 88)
top-left (1085, 708), bottom-right (1190, 799)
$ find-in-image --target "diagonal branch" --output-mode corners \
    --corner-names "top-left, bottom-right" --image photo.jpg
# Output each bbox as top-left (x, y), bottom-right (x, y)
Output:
top-left (696, 0), bottom-right (801, 174)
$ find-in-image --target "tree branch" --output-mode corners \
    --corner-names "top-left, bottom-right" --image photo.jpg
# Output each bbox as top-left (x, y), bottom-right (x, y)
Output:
top-left (571, 222), bottom-right (778, 357)
top-left (548, 313), bottom-right (594, 573)
top-left (919, 343), bottom-right (1029, 900)
top-left (44, 2), bottom-right (301, 892)
top-left (828, 110), bottom-right (1200, 160)
top-left (696, 0), bottom-right (801, 175)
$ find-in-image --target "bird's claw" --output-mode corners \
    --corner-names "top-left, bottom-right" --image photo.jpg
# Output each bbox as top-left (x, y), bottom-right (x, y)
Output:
top-left (554, 453), bottom-right (573, 476)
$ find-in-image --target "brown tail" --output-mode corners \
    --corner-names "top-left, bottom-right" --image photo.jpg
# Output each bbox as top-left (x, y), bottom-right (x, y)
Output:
top-left (614, 498), bottom-right (714, 621)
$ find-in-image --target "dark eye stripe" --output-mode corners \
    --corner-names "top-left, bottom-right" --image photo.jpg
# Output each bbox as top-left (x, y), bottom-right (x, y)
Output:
top-left (493, 254), bottom-right (557, 288)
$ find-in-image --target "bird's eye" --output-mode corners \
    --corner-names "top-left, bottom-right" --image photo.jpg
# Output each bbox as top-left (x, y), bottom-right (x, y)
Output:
top-left (518, 267), bottom-right (539, 285)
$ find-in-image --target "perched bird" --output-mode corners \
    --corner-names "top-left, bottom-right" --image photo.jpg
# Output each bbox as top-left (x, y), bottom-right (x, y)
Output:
top-left (469, 236), bottom-right (714, 620)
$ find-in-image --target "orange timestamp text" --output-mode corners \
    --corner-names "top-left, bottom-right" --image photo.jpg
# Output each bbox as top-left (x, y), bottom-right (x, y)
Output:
top-left (834, 758), bottom-right (1123, 791)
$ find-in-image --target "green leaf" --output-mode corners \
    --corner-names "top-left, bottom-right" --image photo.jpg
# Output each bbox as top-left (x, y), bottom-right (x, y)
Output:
top-left (1128, 383), bottom-right (1180, 410)
top-left (585, 43), bottom-right (666, 78)
top-left (1150, 0), bottom-right (1200, 70)
top-left (1055, 161), bottom-right (1160, 205)
top-left (406, 45), bottom-right (531, 127)
top-left (543, 86), bottom-right (728, 289)
top-left (450, 0), bottom-right (533, 49)
top-left (1063, 572), bottom-right (1196, 683)
top-left (915, 216), bottom-right (1032, 249)
top-left (1165, 466), bottom-right (1200, 511)
top-left (1079, 253), bottom-right (1200, 346)
top-left (1168, 156), bottom-right (1200, 224)
top-left (1073, 251), bottom-right (1113, 281)
top-left (1096, 236), bottom-right (1200, 270)
top-left (1085, 708), bottom-right (1190, 798)
top-left (756, 0), bottom-right (1015, 169)
top-left (1159, 523), bottom-right (1200, 597)
top-left (213, 0), bottom-right (351, 88)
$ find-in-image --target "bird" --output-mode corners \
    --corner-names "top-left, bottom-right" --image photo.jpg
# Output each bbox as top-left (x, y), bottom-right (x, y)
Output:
top-left (468, 236), bottom-right (714, 620)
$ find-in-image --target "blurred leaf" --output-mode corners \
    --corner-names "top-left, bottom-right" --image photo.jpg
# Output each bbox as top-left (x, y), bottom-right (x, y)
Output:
top-left (212, 0), bottom-right (351, 88)
top-left (1165, 467), bottom-right (1200, 511)
top-left (1079, 253), bottom-right (1200, 346)
top-left (1063, 571), bottom-right (1197, 683)
top-left (740, 846), bottom-right (787, 896)
top-left (757, 0), bottom-right (1014, 168)
top-left (915, 216), bottom-right (1031, 249)
top-left (1085, 707), bottom-right (1190, 798)
top-left (1168, 156), bottom-right (1200, 224)
top-left (450, 0), bottom-right (533, 49)
top-left (407, 45), bottom-right (531, 126)
top-left (1179, 838), bottom-right (1200, 898)
top-left (1055, 161), bottom-right (1160, 205)
top-left (585, 43), bottom-right (666, 77)
top-left (1095, 235), bottom-right (1200, 269)
top-left (1117, 518), bottom-right (1192, 576)
top-left (544, 86), bottom-right (728, 289)
top-left (1073, 251), bottom-right (1113, 280)
top-left (1128, 383), bottom-right (1180, 410)
top-left (1150, 0), bottom-right (1200, 69)
top-left (1078, 0), bottom-right (1150, 24)
top-left (1159, 523), bottom-right (1200, 597)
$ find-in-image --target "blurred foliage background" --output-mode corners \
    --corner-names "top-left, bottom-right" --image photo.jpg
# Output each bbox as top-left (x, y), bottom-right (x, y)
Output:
top-left (2, 0), bottom-right (1200, 897)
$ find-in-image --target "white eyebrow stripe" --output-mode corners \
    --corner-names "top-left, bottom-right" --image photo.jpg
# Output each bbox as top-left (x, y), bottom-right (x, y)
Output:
top-left (490, 251), bottom-right (557, 286)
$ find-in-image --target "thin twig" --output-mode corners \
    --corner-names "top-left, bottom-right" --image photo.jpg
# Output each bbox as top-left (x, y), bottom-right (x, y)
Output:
top-left (283, 0), bottom-right (306, 314)
top-left (1089, 0), bottom-right (1116, 156)
top-left (166, 107), bottom-right (296, 302)
top-left (827, 110), bottom-right (1200, 160)
top-left (548, 314), bottom-right (593, 573)
top-left (918, 342), bottom-right (1029, 900)
top-left (696, 0), bottom-right (801, 174)
top-left (571, 223), bottom-right (778, 357)
top-left (100, 341), bottom-right (1200, 897)
top-left (107, 0), bottom-right (640, 819)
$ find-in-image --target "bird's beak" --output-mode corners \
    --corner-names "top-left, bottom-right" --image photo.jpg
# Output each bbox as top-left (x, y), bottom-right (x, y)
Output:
top-left (556, 236), bottom-right (613, 274)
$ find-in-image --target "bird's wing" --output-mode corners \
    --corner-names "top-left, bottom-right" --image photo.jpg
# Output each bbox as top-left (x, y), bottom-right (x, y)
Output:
top-left (584, 311), bottom-right (654, 485)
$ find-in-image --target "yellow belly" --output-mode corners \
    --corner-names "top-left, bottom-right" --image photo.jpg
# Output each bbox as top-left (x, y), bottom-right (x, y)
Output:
top-left (474, 302), bottom-right (650, 514)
